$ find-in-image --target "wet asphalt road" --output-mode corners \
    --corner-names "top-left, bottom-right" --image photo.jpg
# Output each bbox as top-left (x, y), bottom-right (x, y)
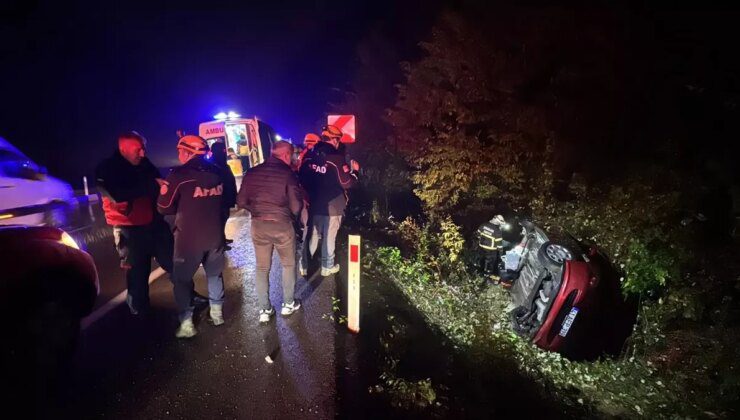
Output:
top-left (57, 209), bottom-right (352, 419)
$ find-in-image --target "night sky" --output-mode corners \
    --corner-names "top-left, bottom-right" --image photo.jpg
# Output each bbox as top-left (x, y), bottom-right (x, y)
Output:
top-left (0, 0), bottom-right (439, 185)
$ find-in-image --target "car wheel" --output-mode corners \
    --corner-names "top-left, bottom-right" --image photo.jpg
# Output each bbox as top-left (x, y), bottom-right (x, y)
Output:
top-left (538, 241), bottom-right (575, 271)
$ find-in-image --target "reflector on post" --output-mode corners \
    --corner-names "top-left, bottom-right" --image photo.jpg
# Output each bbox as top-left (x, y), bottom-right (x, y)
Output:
top-left (347, 234), bottom-right (361, 333)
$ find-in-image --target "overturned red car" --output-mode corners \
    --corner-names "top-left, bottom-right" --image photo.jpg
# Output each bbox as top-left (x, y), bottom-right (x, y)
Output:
top-left (479, 217), bottom-right (634, 359)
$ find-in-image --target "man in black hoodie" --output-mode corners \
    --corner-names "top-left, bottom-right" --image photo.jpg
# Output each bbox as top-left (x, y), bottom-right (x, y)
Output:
top-left (298, 125), bottom-right (359, 277)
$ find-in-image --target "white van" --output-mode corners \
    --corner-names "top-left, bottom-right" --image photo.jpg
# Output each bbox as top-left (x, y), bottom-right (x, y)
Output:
top-left (0, 137), bottom-right (76, 227)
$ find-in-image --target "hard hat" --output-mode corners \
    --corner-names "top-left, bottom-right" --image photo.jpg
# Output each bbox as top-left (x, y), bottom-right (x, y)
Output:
top-left (321, 125), bottom-right (343, 140)
top-left (304, 133), bottom-right (320, 146)
top-left (177, 135), bottom-right (208, 155)
top-left (490, 215), bottom-right (506, 225)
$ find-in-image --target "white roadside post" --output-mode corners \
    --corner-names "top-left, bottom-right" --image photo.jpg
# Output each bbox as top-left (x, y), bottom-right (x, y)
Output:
top-left (347, 234), bottom-right (361, 333)
top-left (83, 176), bottom-right (90, 196)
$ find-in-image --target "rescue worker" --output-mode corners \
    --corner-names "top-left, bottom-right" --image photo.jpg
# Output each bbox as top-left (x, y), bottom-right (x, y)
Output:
top-left (295, 133), bottom-right (320, 170)
top-left (158, 135), bottom-right (226, 338)
top-left (295, 133), bottom-right (320, 276)
top-left (298, 125), bottom-right (360, 276)
top-left (95, 131), bottom-right (176, 315)
top-left (209, 141), bottom-right (238, 249)
top-left (237, 141), bottom-right (304, 323)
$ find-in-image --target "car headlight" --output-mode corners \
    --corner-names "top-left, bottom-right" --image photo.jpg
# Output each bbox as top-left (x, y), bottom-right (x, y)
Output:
top-left (59, 232), bottom-right (80, 249)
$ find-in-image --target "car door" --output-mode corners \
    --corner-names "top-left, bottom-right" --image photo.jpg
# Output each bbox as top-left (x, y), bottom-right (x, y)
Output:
top-left (0, 150), bottom-right (46, 225)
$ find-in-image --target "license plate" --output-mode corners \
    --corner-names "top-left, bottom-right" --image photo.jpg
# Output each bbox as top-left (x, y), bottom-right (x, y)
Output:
top-left (558, 307), bottom-right (579, 337)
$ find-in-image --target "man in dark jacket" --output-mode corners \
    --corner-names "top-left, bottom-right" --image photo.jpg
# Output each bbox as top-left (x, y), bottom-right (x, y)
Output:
top-left (158, 135), bottom-right (225, 338)
top-left (298, 125), bottom-right (359, 276)
top-left (95, 131), bottom-right (175, 315)
top-left (237, 141), bottom-right (304, 323)
top-left (209, 141), bottom-right (238, 248)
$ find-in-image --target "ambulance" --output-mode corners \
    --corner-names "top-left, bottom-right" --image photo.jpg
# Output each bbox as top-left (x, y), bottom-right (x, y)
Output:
top-left (198, 112), bottom-right (277, 176)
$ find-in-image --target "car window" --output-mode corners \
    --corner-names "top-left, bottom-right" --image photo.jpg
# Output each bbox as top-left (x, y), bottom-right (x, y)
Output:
top-left (0, 150), bottom-right (41, 180)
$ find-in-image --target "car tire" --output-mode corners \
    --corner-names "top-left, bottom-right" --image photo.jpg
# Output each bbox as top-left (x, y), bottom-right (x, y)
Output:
top-left (538, 241), bottom-right (575, 271)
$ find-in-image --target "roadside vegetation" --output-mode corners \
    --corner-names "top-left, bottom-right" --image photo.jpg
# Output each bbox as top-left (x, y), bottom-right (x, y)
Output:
top-left (338, 5), bottom-right (739, 418)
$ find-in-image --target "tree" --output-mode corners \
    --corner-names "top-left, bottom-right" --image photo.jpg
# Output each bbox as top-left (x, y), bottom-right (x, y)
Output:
top-left (386, 5), bottom-right (669, 215)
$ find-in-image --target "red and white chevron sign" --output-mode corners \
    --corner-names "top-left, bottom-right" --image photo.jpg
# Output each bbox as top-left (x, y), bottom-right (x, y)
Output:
top-left (327, 114), bottom-right (356, 143)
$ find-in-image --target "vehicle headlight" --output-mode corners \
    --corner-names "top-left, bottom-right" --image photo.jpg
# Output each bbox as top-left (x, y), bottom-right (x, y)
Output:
top-left (60, 232), bottom-right (80, 249)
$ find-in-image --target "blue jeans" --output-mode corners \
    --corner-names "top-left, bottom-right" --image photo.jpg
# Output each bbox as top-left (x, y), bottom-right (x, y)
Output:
top-left (308, 215), bottom-right (343, 270)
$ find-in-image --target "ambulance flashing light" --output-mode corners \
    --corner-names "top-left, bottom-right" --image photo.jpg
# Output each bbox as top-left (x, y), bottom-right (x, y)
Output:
top-left (213, 111), bottom-right (241, 121)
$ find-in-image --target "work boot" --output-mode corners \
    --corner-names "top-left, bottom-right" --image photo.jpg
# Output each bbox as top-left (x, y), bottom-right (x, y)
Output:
top-left (210, 304), bottom-right (225, 326)
top-left (281, 300), bottom-right (301, 316)
top-left (175, 318), bottom-right (197, 338)
top-left (320, 264), bottom-right (340, 277)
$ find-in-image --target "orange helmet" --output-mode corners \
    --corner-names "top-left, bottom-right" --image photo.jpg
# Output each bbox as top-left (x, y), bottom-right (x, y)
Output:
top-left (177, 135), bottom-right (208, 155)
top-left (304, 133), bottom-right (320, 146)
top-left (321, 125), bottom-right (342, 140)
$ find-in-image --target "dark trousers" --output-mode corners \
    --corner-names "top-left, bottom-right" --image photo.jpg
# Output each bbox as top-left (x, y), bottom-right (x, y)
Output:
top-left (113, 219), bottom-right (174, 312)
top-left (297, 208), bottom-right (310, 273)
top-left (172, 246), bottom-right (225, 321)
top-left (221, 209), bottom-right (230, 240)
top-left (251, 219), bottom-right (296, 310)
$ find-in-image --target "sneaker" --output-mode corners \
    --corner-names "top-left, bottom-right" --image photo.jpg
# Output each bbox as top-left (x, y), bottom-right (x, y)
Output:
top-left (210, 304), bottom-right (225, 326)
top-left (175, 318), bottom-right (197, 338)
top-left (320, 264), bottom-right (340, 276)
top-left (259, 307), bottom-right (275, 323)
top-left (281, 300), bottom-right (301, 316)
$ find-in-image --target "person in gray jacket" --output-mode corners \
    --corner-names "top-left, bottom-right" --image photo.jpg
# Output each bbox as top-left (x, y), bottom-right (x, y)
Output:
top-left (237, 141), bottom-right (304, 323)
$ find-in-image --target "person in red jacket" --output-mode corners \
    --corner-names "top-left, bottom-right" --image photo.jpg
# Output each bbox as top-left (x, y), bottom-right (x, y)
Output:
top-left (95, 132), bottom-right (196, 315)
